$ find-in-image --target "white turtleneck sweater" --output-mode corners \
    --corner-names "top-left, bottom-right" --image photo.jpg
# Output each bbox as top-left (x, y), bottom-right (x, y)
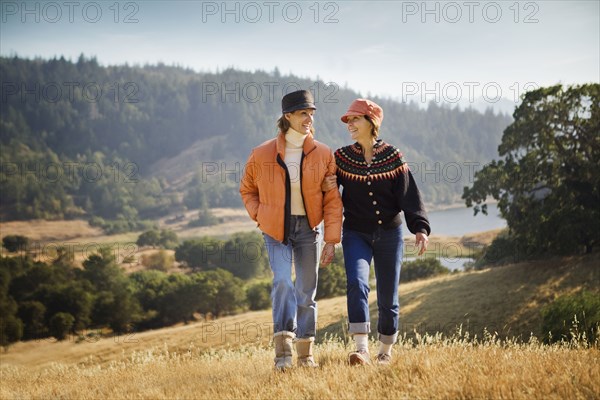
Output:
top-left (284, 128), bottom-right (308, 215)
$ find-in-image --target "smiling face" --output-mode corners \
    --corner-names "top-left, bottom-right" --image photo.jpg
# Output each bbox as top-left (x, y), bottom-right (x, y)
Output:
top-left (345, 115), bottom-right (374, 142)
top-left (285, 109), bottom-right (315, 135)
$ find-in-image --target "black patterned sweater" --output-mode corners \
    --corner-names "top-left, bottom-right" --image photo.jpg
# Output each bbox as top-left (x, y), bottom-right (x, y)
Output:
top-left (334, 139), bottom-right (431, 235)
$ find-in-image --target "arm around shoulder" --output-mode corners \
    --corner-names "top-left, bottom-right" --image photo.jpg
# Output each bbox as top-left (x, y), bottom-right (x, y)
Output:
top-left (322, 151), bottom-right (343, 244)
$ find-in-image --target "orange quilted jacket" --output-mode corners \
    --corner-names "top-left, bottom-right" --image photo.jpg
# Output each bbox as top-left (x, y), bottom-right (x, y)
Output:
top-left (240, 132), bottom-right (342, 244)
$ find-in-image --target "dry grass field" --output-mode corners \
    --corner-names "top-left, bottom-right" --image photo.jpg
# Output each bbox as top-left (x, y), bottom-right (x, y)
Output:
top-left (0, 209), bottom-right (257, 266)
top-left (168, 208), bottom-right (259, 240)
top-left (0, 219), bottom-right (139, 266)
top-left (1, 251), bottom-right (599, 399)
top-left (0, 219), bottom-right (103, 243)
top-left (1, 211), bottom-right (489, 270)
top-left (2, 335), bottom-right (598, 400)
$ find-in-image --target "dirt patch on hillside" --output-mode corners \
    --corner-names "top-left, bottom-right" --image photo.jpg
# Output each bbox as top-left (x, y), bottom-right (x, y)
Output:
top-left (0, 219), bottom-right (103, 242)
top-left (460, 228), bottom-right (504, 246)
top-left (159, 208), bottom-right (259, 240)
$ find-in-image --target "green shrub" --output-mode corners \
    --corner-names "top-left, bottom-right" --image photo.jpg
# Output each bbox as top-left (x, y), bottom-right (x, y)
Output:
top-left (175, 232), bottom-right (267, 279)
top-left (137, 229), bottom-right (178, 249)
top-left (317, 261), bottom-right (346, 300)
top-left (159, 229), bottom-right (179, 249)
top-left (0, 315), bottom-right (23, 349)
top-left (141, 250), bottom-right (174, 271)
top-left (541, 290), bottom-right (600, 345)
top-left (18, 301), bottom-right (46, 339)
top-left (2, 235), bottom-right (29, 253)
top-left (90, 218), bottom-right (156, 234)
top-left (49, 312), bottom-right (75, 341)
top-left (188, 209), bottom-right (222, 227)
top-left (474, 231), bottom-right (525, 268)
top-left (137, 230), bottom-right (161, 247)
top-left (401, 258), bottom-right (449, 282)
top-left (246, 281), bottom-right (272, 310)
top-left (220, 232), bottom-right (268, 279)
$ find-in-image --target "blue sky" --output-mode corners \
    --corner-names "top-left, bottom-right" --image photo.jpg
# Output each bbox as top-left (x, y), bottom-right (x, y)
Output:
top-left (1, 0), bottom-right (598, 109)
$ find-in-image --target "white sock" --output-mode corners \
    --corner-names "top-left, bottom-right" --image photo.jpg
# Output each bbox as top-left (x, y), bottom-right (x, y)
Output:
top-left (354, 334), bottom-right (369, 353)
top-left (379, 341), bottom-right (393, 356)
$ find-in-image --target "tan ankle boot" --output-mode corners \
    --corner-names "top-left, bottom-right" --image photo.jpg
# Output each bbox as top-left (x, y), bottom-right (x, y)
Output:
top-left (296, 337), bottom-right (318, 367)
top-left (273, 331), bottom-right (294, 370)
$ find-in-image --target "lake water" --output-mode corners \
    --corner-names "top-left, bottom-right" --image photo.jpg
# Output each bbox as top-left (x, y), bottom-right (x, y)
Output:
top-left (402, 203), bottom-right (506, 237)
top-left (402, 203), bottom-right (506, 271)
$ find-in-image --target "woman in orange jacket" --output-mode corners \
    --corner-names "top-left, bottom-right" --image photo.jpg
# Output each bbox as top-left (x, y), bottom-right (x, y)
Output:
top-left (240, 90), bottom-right (342, 370)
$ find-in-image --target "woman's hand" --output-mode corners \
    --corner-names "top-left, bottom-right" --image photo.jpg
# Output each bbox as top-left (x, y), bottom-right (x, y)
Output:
top-left (321, 175), bottom-right (337, 192)
top-left (320, 243), bottom-right (336, 267)
top-left (415, 232), bottom-right (429, 256)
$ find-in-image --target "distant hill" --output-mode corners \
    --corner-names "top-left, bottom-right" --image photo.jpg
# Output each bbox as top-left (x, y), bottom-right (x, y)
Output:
top-left (0, 55), bottom-right (512, 221)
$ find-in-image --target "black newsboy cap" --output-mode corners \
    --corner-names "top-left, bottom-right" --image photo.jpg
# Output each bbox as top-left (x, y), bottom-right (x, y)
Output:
top-left (282, 90), bottom-right (316, 113)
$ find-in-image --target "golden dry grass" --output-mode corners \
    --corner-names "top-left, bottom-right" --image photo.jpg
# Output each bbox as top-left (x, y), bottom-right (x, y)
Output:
top-left (0, 211), bottom-right (499, 266)
top-left (0, 219), bottom-right (141, 267)
top-left (2, 252), bottom-right (599, 399)
top-left (173, 208), bottom-right (260, 240)
top-left (0, 208), bottom-right (255, 249)
top-left (461, 228), bottom-right (504, 246)
top-left (0, 219), bottom-right (103, 242)
top-left (1, 336), bottom-right (598, 399)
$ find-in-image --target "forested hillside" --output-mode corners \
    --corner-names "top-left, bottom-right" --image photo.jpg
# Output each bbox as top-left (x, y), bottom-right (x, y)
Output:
top-left (0, 55), bottom-right (512, 223)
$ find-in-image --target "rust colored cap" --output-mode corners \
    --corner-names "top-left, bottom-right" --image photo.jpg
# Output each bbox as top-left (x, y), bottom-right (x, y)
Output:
top-left (341, 98), bottom-right (384, 125)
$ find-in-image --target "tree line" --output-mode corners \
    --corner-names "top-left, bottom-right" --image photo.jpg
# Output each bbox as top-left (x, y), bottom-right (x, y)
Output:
top-left (0, 230), bottom-right (337, 348)
top-left (463, 83), bottom-right (599, 258)
top-left (1, 226), bottom-right (456, 349)
top-left (461, 84), bottom-right (599, 342)
top-left (0, 55), bottom-right (512, 228)
top-left (0, 248), bottom-right (249, 347)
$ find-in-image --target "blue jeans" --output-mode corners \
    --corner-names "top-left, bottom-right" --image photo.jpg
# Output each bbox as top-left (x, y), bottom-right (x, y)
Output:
top-left (263, 216), bottom-right (320, 338)
top-left (342, 226), bottom-right (403, 344)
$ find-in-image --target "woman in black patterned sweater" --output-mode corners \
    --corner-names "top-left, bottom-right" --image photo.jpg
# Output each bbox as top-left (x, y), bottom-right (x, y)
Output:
top-left (322, 98), bottom-right (431, 365)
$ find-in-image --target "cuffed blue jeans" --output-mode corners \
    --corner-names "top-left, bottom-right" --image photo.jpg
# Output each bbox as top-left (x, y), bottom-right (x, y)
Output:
top-left (263, 216), bottom-right (320, 338)
top-left (342, 226), bottom-right (403, 344)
